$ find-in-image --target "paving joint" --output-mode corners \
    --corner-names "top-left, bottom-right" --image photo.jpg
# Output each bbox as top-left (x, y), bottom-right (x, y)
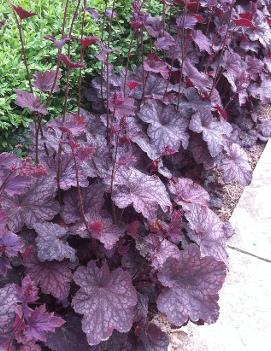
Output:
top-left (227, 245), bottom-right (271, 263)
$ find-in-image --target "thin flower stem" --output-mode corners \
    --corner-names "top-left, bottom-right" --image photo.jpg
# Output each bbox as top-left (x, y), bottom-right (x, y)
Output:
top-left (100, 0), bottom-right (109, 100)
top-left (106, 0), bottom-right (116, 145)
top-left (78, 0), bottom-right (86, 114)
top-left (140, 27), bottom-right (146, 103)
top-left (110, 130), bottom-right (120, 224)
top-left (177, 5), bottom-right (187, 110)
top-left (124, 34), bottom-right (134, 96)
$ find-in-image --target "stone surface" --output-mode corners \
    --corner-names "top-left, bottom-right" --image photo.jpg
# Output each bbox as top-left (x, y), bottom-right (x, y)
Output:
top-left (229, 141), bottom-right (271, 260)
top-left (168, 141), bottom-right (271, 350)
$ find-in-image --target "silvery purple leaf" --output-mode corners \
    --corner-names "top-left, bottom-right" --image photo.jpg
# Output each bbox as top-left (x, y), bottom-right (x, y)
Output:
top-left (130, 72), bottom-right (169, 100)
top-left (249, 78), bottom-right (271, 104)
top-left (19, 342), bottom-right (41, 351)
top-left (192, 30), bottom-right (212, 54)
top-left (188, 135), bottom-right (215, 170)
top-left (25, 251), bottom-right (73, 300)
top-left (86, 211), bottom-right (124, 250)
top-left (143, 234), bottom-right (180, 270)
top-left (46, 313), bottom-right (91, 351)
top-left (138, 100), bottom-right (189, 154)
top-left (169, 177), bottom-right (210, 209)
top-left (0, 284), bottom-right (18, 335)
top-left (16, 275), bottom-right (39, 304)
top-left (61, 182), bottom-right (105, 224)
top-left (33, 222), bottom-right (76, 262)
top-left (72, 261), bottom-right (137, 345)
top-left (157, 244), bottom-right (227, 326)
top-left (33, 70), bottom-right (61, 93)
top-left (155, 33), bottom-right (176, 50)
top-left (182, 60), bottom-right (211, 93)
top-left (145, 16), bottom-right (163, 37)
top-left (219, 143), bottom-right (252, 186)
top-left (185, 204), bottom-right (228, 263)
top-left (111, 167), bottom-right (172, 219)
top-left (134, 293), bottom-right (149, 324)
top-left (1, 176), bottom-right (59, 232)
top-left (189, 109), bottom-right (232, 157)
top-left (137, 323), bottom-right (169, 351)
top-left (0, 227), bottom-right (24, 257)
top-left (143, 54), bottom-right (169, 79)
top-left (15, 90), bottom-right (48, 115)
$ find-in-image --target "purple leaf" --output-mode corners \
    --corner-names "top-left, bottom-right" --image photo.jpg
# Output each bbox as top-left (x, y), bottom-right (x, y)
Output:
top-left (44, 35), bottom-right (71, 49)
top-left (155, 33), bottom-right (176, 50)
top-left (0, 227), bottom-right (24, 257)
top-left (21, 305), bottom-right (64, 342)
top-left (137, 323), bottom-right (169, 351)
top-left (143, 54), bottom-right (169, 79)
top-left (25, 251), bottom-right (73, 300)
top-left (130, 73), bottom-right (169, 101)
top-left (192, 30), bottom-right (212, 54)
top-left (16, 275), bottom-right (39, 304)
top-left (72, 261), bottom-right (137, 345)
top-left (33, 70), bottom-right (61, 93)
top-left (46, 313), bottom-right (90, 351)
top-left (61, 182), bottom-right (105, 224)
top-left (0, 284), bottom-right (18, 335)
top-left (188, 135), bottom-right (215, 170)
top-left (33, 222), bottom-right (76, 262)
top-left (142, 234), bottom-right (180, 270)
top-left (145, 16), bottom-right (163, 37)
top-left (111, 167), bottom-right (172, 219)
top-left (87, 212), bottom-right (124, 250)
top-left (44, 154), bottom-right (89, 190)
top-left (1, 176), bottom-right (59, 232)
top-left (189, 109), bottom-right (232, 157)
top-left (219, 143), bottom-right (252, 186)
top-left (169, 177), bottom-right (210, 209)
top-left (19, 342), bottom-right (42, 351)
top-left (85, 7), bottom-right (99, 21)
top-left (157, 244), bottom-right (227, 326)
top-left (185, 204), bottom-right (228, 263)
top-left (138, 100), bottom-right (189, 154)
top-left (15, 90), bottom-right (48, 115)
top-left (108, 92), bottom-right (135, 118)
top-left (58, 54), bottom-right (86, 69)
top-left (134, 293), bottom-right (149, 324)
top-left (249, 78), bottom-right (271, 104)
top-left (182, 60), bottom-right (211, 93)
top-left (12, 5), bottom-right (36, 20)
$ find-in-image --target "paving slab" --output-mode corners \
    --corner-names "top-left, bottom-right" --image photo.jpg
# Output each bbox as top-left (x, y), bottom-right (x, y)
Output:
top-left (229, 141), bottom-right (271, 260)
top-left (168, 141), bottom-right (271, 350)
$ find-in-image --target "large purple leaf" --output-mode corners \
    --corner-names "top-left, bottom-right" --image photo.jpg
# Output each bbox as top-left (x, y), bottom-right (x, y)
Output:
top-left (16, 275), bottom-right (39, 304)
top-left (192, 30), bottom-right (212, 54)
top-left (0, 284), bottom-right (18, 335)
top-left (189, 109), bottom-right (232, 157)
top-left (219, 143), bottom-right (252, 186)
top-left (130, 73), bottom-right (169, 101)
top-left (143, 54), bottom-right (169, 79)
top-left (168, 177), bottom-right (210, 209)
top-left (157, 245), bottom-right (227, 326)
top-left (24, 251), bottom-right (73, 300)
top-left (15, 90), bottom-right (48, 115)
top-left (33, 70), bottom-right (61, 93)
top-left (46, 313), bottom-right (90, 351)
top-left (1, 176), bottom-right (59, 232)
top-left (134, 293), bottom-right (149, 324)
top-left (72, 261), bottom-right (137, 345)
top-left (137, 324), bottom-right (169, 351)
top-left (185, 204), bottom-right (228, 264)
top-left (138, 100), bottom-right (189, 154)
top-left (61, 182), bottom-right (105, 224)
top-left (111, 167), bottom-right (172, 219)
top-left (33, 222), bottom-right (76, 262)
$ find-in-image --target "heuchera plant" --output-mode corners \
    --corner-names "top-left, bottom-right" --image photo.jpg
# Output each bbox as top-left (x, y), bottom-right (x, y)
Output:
top-left (1, 0), bottom-right (271, 349)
